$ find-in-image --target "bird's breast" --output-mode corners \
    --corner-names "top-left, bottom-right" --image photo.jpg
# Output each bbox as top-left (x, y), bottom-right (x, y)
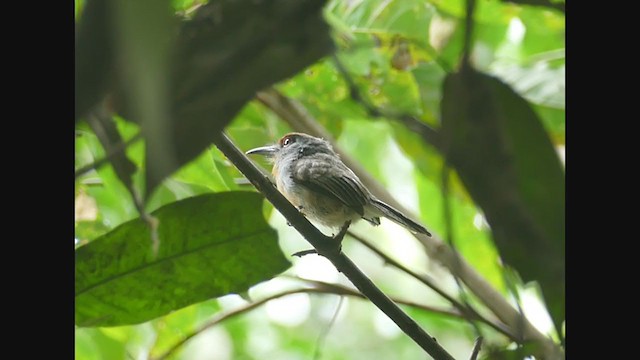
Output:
top-left (273, 160), bottom-right (359, 228)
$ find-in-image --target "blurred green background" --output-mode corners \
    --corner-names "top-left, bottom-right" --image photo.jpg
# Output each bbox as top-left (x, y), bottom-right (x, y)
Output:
top-left (75, 0), bottom-right (564, 358)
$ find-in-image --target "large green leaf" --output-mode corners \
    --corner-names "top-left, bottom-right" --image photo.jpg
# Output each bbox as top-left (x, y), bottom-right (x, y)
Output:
top-left (75, 191), bottom-right (290, 327)
top-left (441, 67), bottom-right (564, 334)
top-left (326, 0), bottom-right (435, 42)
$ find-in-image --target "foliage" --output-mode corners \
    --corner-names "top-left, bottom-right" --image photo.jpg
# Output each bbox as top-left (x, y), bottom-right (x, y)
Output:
top-left (75, 0), bottom-right (564, 359)
top-left (76, 192), bottom-right (289, 327)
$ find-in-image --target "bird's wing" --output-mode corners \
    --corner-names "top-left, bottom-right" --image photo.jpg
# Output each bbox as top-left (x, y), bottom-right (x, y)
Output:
top-left (292, 161), bottom-right (368, 216)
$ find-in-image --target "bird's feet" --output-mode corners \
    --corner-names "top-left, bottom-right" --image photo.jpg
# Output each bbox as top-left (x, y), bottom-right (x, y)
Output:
top-left (286, 206), bottom-right (306, 227)
top-left (332, 220), bottom-right (351, 248)
top-left (291, 221), bottom-right (351, 258)
top-left (292, 249), bottom-right (318, 257)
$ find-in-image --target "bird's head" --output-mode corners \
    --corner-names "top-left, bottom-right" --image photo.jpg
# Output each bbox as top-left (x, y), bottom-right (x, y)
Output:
top-left (246, 132), bottom-right (335, 162)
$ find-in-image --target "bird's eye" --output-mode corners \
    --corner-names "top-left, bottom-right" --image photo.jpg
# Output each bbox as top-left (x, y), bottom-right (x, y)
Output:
top-left (283, 137), bottom-right (293, 146)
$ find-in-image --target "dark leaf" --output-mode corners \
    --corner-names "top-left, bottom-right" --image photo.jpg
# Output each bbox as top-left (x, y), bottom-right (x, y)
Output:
top-left (75, 0), bottom-right (114, 121)
top-left (78, 0), bottom-right (333, 197)
top-left (441, 67), bottom-right (564, 333)
top-left (143, 0), bottom-right (334, 195)
top-left (75, 192), bottom-right (290, 327)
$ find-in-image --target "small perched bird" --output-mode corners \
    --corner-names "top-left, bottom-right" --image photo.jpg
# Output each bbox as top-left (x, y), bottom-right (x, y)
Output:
top-left (246, 132), bottom-right (431, 236)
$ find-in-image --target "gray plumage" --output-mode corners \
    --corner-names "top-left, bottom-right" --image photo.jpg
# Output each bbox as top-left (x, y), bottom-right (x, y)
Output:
top-left (246, 132), bottom-right (431, 236)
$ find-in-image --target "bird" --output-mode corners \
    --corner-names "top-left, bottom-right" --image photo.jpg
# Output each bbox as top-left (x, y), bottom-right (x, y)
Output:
top-left (246, 132), bottom-right (431, 237)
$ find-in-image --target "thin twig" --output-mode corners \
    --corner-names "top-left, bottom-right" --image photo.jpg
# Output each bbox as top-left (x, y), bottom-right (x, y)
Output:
top-left (504, 270), bottom-right (527, 343)
top-left (469, 336), bottom-right (483, 360)
top-left (330, 54), bottom-right (442, 151)
top-left (312, 295), bottom-right (344, 360)
top-left (461, 0), bottom-right (477, 68)
top-left (348, 231), bottom-right (514, 341)
top-left (86, 111), bottom-right (160, 256)
top-left (213, 132), bottom-right (455, 360)
top-left (293, 277), bottom-right (463, 318)
top-left (75, 132), bottom-right (143, 179)
top-left (151, 282), bottom-right (463, 360)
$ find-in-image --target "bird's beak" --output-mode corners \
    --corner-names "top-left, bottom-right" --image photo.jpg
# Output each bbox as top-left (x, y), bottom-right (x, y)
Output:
top-left (246, 145), bottom-right (279, 157)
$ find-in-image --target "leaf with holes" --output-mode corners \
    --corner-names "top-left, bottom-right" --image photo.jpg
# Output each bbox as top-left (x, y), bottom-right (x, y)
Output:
top-left (75, 191), bottom-right (290, 327)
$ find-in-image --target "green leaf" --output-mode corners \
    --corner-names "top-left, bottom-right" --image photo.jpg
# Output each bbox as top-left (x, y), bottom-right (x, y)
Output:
top-left (518, 7), bottom-right (565, 59)
top-left (171, 149), bottom-right (235, 193)
top-left (278, 60), bottom-right (364, 138)
top-left (414, 167), bottom-right (505, 292)
top-left (411, 62), bottom-right (446, 124)
top-left (441, 67), bottom-right (564, 334)
top-left (150, 299), bottom-right (220, 357)
top-left (75, 191), bottom-right (290, 327)
top-left (75, 328), bottom-right (128, 360)
top-left (532, 104), bottom-right (565, 144)
top-left (326, 0), bottom-right (435, 41)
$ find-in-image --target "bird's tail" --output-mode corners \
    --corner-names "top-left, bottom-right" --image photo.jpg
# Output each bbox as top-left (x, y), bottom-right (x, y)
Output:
top-left (370, 199), bottom-right (432, 236)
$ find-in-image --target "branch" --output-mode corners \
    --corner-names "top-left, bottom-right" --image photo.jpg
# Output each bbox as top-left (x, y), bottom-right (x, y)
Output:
top-left (330, 54), bottom-right (442, 151)
top-left (254, 88), bottom-right (563, 359)
top-left (75, 132), bottom-right (142, 179)
top-left (294, 277), bottom-right (462, 318)
top-left (347, 231), bottom-right (515, 341)
top-left (152, 288), bottom-right (312, 360)
top-left (461, 0), bottom-right (477, 68)
top-left (152, 279), bottom-right (463, 360)
top-left (469, 336), bottom-right (483, 360)
top-left (212, 132), bottom-right (456, 360)
top-left (86, 110), bottom-right (160, 255)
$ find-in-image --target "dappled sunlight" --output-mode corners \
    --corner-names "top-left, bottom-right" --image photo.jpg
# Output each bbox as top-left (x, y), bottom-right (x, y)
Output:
top-left (265, 293), bottom-right (311, 327)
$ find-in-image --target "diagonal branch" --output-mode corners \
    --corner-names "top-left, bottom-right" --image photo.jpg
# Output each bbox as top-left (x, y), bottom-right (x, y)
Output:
top-left (347, 231), bottom-right (515, 341)
top-left (330, 54), bottom-right (442, 151)
top-left (461, 0), bottom-right (477, 68)
top-left (86, 109), bottom-right (160, 255)
top-left (469, 336), bottom-right (484, 360)
top-left (254, 87), bottom-right (563, 359)
top-left (212, 132), bottom-right (456, 360)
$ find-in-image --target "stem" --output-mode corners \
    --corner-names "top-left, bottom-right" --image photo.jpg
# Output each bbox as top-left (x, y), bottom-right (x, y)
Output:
top-left (469, 336), bottom-right (483, 360)
top-left (330, 54), bottom-right (442, 151)
top-left (441, 164), bottom-right (483, 339)
top-left (213, 132), bottom-right (456, 360)
top-left (461, 0), bottom-right (476, 68)
top-left (75, 132), bottom-right (142, 179)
